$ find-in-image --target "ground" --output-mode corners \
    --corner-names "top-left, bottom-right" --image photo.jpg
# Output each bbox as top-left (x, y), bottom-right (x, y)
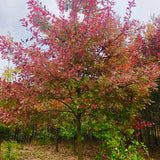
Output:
top-left (18, 144), bottom-right (93, 160)
top-left (0, 140), bottom-right (160, 160)
top-left (149, 144), bottom-right (160, 160)
top-left (0, 141), bottom-right (96, 160)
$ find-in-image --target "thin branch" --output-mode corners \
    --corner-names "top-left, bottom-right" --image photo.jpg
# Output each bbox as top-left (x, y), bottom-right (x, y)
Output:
top-left (40, 108), bottom-right (71, 113)
top-left (51, 96), bottom-right (76, 115)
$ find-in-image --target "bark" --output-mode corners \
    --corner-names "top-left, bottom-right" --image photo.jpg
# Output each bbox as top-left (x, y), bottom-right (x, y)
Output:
top-left (146, 127), bottom-right (151, 148)
top-left (73, 139), bottom-right (76, 153)
top-left (153, 125), bottom-right (158, 146)
top-left (76, 114), bottom-right (83, 160)
top-left (13, 128), bottom-right (19, 141)
top-left (29, 124), bottom-right (37, 143)
top-left (0, 139), bottom-right (2, 154)
top-left (55, 128), bottom-right (59, 152)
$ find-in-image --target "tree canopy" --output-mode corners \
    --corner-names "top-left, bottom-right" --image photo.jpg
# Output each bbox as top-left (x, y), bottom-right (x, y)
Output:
top-left (0, 0), bottom-right (160, 159)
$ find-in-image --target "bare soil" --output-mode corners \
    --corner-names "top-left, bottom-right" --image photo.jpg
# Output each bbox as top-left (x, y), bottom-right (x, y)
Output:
top-left (148, 145), bottom-right (160, 160)
top-left (17, 143), bottom-right (94, 160)
top-left (0, 141), bottom-right (98, 160)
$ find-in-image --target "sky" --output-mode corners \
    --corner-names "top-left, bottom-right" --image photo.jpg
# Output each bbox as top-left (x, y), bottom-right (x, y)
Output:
top-left (0, 0), bottom-right (160, 74)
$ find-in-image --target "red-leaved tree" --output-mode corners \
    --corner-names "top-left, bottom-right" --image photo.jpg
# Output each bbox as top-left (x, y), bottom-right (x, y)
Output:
top-left (0, 0), bottom-right (160, 159)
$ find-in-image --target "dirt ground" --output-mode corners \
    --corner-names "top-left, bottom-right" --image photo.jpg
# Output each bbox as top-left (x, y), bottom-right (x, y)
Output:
top-left (0, 141), bottom-right (97, 160)
top-left (1, 140), bottom-right (160, 160)
top-left (17, 144), bottom-right (94, 160)
top-left (149, 145), bottom-right (160, 160)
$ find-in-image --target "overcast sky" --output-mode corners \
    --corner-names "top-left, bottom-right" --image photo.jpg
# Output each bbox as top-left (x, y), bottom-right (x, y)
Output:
top-left (0, 0), bottom-right (160, 74)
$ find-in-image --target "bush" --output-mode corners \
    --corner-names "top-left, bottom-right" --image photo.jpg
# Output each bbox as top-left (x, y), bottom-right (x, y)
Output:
top-left (93, 121), bottom-right (147, 160)
top-left (37, 128), bottom-right (55, 144)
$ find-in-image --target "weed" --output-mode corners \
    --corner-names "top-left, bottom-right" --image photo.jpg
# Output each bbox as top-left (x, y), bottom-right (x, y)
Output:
top-left (0, 141), bottom-right (19, 160)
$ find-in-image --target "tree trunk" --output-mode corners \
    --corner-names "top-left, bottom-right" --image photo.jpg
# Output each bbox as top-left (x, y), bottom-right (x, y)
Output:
top-left (153, 125), bottom-right (158, 146)
top-left (55, 128), bottom-right (59, 152)
top-left (76, 114), bottom-right (83, 160)
top-left (73, 138), bottom-right (76, 153)
top-left (0, 139), bottom-right (2, 154)
top-left (146, 127), bottom-right (151, 148)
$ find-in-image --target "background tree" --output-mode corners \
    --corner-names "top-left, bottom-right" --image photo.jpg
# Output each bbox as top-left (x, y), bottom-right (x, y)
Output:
top-left (136, 16), bottom-right (160, 148)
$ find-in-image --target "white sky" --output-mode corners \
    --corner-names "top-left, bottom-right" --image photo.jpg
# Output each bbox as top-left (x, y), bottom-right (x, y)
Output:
top-left (0, 0), bottom-right (160, 74)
